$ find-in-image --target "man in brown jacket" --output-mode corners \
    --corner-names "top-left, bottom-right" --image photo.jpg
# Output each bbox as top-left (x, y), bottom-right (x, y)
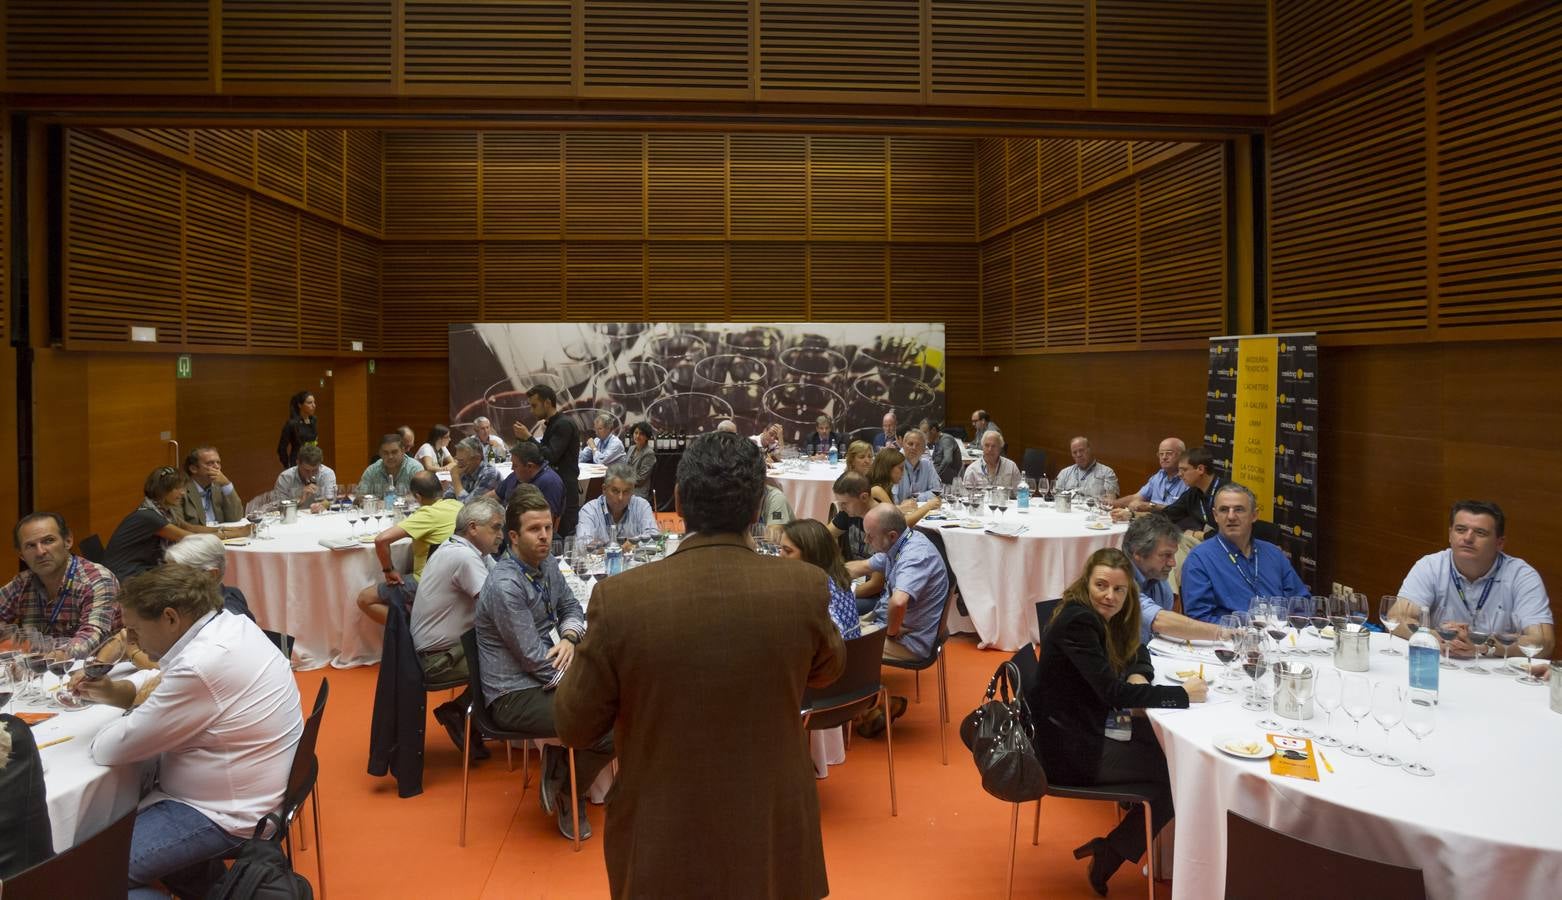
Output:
top-left (555, 431), bottom-right (846, 899)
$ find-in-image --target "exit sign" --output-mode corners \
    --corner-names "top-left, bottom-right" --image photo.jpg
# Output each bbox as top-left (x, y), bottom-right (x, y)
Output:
top-left (176, 355), bottom-right (193, 379)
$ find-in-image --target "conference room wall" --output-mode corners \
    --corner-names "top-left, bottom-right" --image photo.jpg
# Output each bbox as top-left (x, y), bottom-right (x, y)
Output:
top-left (0, 344), bottom-right (16, 581)
top-left (949, 339), bottom-right (1562, 626)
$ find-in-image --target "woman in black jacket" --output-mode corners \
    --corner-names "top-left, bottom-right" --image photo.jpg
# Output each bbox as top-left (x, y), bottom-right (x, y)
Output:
top-left (1030, 547), bottom-right (1207, 895)
top-left (276, 390), bottom-right (319, 468)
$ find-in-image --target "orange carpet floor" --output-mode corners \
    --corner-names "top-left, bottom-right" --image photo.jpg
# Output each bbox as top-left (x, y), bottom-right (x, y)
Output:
top-left (287, 635), bottom-right (1170, 899)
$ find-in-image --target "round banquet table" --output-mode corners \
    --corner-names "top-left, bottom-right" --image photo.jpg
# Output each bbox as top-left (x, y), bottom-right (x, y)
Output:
top-left (225, 512), bottom-right (412, 670)
top-left (921, 503), bottom-right (1126, 651)
top-left (768, 460), bottom-right (846, 524)
top-left (1145, 632), bottom-right (1562, 900)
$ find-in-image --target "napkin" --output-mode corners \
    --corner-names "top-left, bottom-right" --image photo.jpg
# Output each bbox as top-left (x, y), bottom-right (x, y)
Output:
top-left (983, 522), bottom-right (1028, 538)
top-left (318, 536), bottom-right (367, 551)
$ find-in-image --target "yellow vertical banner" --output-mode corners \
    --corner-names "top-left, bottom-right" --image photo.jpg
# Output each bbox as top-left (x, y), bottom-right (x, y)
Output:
top-left (1232, 337), bottom-right (1278, 520)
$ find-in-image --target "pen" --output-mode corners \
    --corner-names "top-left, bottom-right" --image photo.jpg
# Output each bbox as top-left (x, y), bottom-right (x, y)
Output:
top-left (1319, 750), bottom-right (1334, 774)
top-left (38, 735), bottom-right (74, 750)
top-left (1198, 664), bottom-right (1204, 680)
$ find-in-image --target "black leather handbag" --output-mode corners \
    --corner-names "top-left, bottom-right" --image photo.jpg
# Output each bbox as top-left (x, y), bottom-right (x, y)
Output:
top-left (960, 660), bottom-right (1047, 803)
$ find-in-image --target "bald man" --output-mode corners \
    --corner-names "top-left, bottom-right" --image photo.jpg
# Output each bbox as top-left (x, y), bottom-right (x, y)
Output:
top-left (1111, 438), bottom-right (1189, 512)
top-left (1053, 436), bottom-right (1119, 500)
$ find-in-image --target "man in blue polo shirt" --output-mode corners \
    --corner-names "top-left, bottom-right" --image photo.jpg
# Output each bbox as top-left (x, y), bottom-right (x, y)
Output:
top-left (1180, 483), bottom-right (1308, 623)
top-left (1112, 438), bottom-right (1189, 513)
top-left (1123, 514), bottom-right (1225, 644)
top-left (498, 441), bottom-right (564, 528)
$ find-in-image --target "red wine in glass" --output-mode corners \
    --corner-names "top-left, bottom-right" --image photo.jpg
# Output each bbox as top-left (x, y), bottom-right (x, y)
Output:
top-left (83, 661), bottom-right (116, 680)
top-left (1214, 648), bottom-right (1238, 664)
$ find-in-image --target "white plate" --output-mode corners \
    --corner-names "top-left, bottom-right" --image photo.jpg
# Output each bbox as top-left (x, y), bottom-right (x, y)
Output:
top-left (1505, 655), bottom-right (1548, 674)
top-left (1085, 522), bottom-right (1111, 531)
top-left (1214, 733), bottom-right (1275, 760)
top-left (1167, 668), bottom-right (1209, 684)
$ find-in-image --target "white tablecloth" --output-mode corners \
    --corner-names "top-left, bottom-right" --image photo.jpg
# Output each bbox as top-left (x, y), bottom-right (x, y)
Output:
top-left (769, 460), bottom-right (846, 524)
top-left (1146, 633), bottom-right (1562, 900)
top-left (923, 504), bottom-right (1125, 651)
top-left (20, 679), bottom-right (156, 851)
top-left (225, 513), bottom-right (410, 670)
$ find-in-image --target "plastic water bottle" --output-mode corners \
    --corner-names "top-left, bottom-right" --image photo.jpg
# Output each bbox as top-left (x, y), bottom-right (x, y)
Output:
top-left (1016, 478), bottom-right (1030, 509)
top-left (383, 488), bottom-right (396, 510)
top-left (827, 441), bottom-right (839, 465)
top-left (605, 546), bottom-right (623, 577)
top-left (1408, 624), bottom-right (1440, 705)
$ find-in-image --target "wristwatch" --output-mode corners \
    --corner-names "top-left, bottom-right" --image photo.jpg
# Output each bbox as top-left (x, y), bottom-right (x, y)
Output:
top-left (562, 632), bottom-right (581, 644)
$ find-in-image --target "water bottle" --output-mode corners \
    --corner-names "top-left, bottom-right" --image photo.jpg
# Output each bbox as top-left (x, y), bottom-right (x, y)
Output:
top-left (827, 441), bottom-right (839, 465)
top-left (383, 487), bottom-right (396, 510)
top-left (1016, 478), bottom-right (1030, 509)
top-left (1408, 625), bottom-right (1440, 705)
top-left (605, 545), bottom-right (624, 577)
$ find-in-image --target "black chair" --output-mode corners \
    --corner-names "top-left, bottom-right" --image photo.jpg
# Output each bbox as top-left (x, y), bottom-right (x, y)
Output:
top-left (801, 628), bottom-right (896, 816)
top-left (457, 629), bottom-right (582, 851)
top-left (944, 425), bottom-right (968, 442)
top-left (1225, 811), bottom-right (1426, 899)
top-left (882, 529), bottom-right (958, 765)
top-left (0, 806), bottom-right (136, 899)
top-left (279, 679), bottom-right (329, 898)
top-left (77, 533), bottom-right (106, 565)
top-left (263, 630), bottom-right (296, 662)
top-left (1021, 448), bottom-right (1048, 480)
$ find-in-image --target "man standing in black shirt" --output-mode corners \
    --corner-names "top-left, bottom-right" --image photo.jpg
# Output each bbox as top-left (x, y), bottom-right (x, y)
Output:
top-left (512, 384), bottom-right (582, 536)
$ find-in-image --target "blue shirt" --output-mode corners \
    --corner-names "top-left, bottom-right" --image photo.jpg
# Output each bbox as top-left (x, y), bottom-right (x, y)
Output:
top-left (894, 456), bottom-right (939, 503)
top-left (827, 580), bottom-right (863, 640)
top-left (1137, 469), bottom-right (1188, 506)
top-left (498, 463), bottom-right (565, 520)
top-left (574, 494), bottom-right (658, 546)
top-left (1396, 550), bottom-right (1552, 633)
top-left (1181, 535), bottom-right (1309, 623)
top-left (474, 552), bottom-right (584, 697)
top-left (1131, 561), bottom-right (1175, 645)
top-left (195, 483), bottom-right (237, 526)
top-left (872, 432), bottom-right (899, 451)
top-left (868, 529), bottom-right (949, 658)
top-left (579, 433), bottom-right (626, 466)
top-left (453, 460), bottom-right (500, 502)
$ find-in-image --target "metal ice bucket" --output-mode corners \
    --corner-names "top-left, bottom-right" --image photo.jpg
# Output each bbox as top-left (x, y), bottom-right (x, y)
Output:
top-left (1273, 660), bottom-right (1315, 720)
top-left (1334, 626), bottom-right (1370, 672)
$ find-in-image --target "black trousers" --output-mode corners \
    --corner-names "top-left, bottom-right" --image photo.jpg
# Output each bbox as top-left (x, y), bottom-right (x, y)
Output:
top-left (489, 688), bottom-right (613, 798)
top-left (560, 479), bottom-right (581, 536)
top-left (1092, 717), bottom-right (1174, 862)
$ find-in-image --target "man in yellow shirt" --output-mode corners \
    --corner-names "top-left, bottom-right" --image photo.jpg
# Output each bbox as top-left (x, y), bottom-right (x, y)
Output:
top-left (356, 471), bottom-right (463, 624)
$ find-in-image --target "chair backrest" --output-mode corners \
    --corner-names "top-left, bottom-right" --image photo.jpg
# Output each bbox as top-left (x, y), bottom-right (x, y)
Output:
top-left (283, 679), bottom-right (329, 811)
top-left (262, 630), bottom-right (296, 661)
top-left (1035, 599), bottom-right (1061, 640)
top-left (0, 807), bottom-right (137, 899)
top-left (1224, 811), bottom-right (1426, 900)
top-left (245, 490), bottom-right (276, 515)
top-left (918, 527), bottom-right (959, 646)
top-left (801, 628), bottom-right (889, 729)
top-left (77, 533), bottom-right (106, 565)
top-left (1021, 448), bottom-right (1048, 479)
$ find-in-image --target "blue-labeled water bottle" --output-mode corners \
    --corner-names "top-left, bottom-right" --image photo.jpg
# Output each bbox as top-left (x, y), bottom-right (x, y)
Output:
top-left (1016, 478), bottom-right (1031, 509)
top-left (827, 441), bottom-right (839, 465)
top-left (1408, 623), bottom-right (1440, 705)
top-left (605, 546), bottom-right (624, 577)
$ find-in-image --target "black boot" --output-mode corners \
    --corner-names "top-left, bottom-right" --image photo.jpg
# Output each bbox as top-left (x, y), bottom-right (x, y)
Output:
top-left (1073, 838), bottom-right (1125, 896)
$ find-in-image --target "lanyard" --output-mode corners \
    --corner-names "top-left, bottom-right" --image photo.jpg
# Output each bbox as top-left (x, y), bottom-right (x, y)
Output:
top-left (37, 557), bottom-right (78, 630)
top-left (1451, 555), bottom-right (1503, 613)
top-left (1217, 534), bottom-right (1262, 593)
top-left (1201, 477), bottom-right (1221, 525)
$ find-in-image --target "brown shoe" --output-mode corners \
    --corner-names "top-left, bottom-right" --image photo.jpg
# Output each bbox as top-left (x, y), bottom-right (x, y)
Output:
top-left (854, 707), bottom-right (886, 739)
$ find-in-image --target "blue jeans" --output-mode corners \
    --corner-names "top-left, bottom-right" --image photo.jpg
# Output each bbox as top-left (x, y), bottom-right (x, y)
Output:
top-left (128, 800), bottom-right (245, 899)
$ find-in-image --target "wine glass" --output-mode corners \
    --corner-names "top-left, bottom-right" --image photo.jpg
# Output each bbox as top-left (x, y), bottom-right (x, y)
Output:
top-left (1432, 607), bottom-right (1464, 671)
top-left (1402, 695), bottom-right (1436, 777)
top-left (1493, 627), bottom-right (1520, 674)
top-left (1515, 631), bottom-right (1546, 686)
top-left (1036, 475), bottom-right (1050, 498)
top-left (1263, 604), bottom-right (1290, 657)
top-left (246, 510), bottom-right (265, 541)
top-left (1340, 674), bottom-right (1374, 757)
top-left (1311, 668), bottom-right (1343, 748)
top-left (0, 663), bottom-right (13, 715)
top-left (1378, 595), bottom-right (1404, 655)
top-left (1213, 614), bottom-right (1243, 694)
top-left (1308, 596), bottom-right (1335, 657)
top-left (1238, 631), bottom-right (1270, 713)
top-left (345, 506), bottom-right (361, 537)
top-left (988, 487), bottom-right (1005, 522)
top-left (1285, 596), bottom-right (1311, 655)
top-left (1465, 611), bottom-right (1495, 676)
top-left (1370, 682), bottom-right (1405, 767)
top-left (22, 639), bottom-right (54, 703)
top-left (1276, 660), bottom-right (1315, 737)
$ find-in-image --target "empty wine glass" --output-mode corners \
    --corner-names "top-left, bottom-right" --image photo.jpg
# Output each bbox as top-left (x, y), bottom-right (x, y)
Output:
top-left (1432, 607), bottom-right (1464, 671)
top-left (1278, 660), bottom-right (1316, 738)
top-left (0, 663), bottom-right (13, 714)
top-left (1370, 682), bottom-right (1405, 767)
top-left (1378, 595), bottom-right (1404, 656)
top-left (1340, 674), bottom-right (1374, 757)
top-left (1402, 695), bottom-right (1436, 777)
top-left (1515, 631), bottom-right (1546, 686)
top-left (1311, 668), bottom-right (1343, 748)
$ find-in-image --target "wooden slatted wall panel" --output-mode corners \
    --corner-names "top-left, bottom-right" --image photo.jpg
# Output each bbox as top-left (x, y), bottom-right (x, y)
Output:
top-left (1084, 182), bottom-right (1138, 345)
top-left (564, 133), bottom-right (646, 237)
top-left (299, 218), bottom-right (342, 351)
top-left (1434, 4), bottom-right (1562, 330)
top-left (1094, 1), bottom-right (1267, 105)
top-left (809, 137), bottom-right (887, 239)
top-left (222, 0), bottom-right (395, 88)
top-left (1138, 144), bottom-right (1226, 343)
top-left (381, 244), bottom-right (479, 350)
top-left (757, 0), bottom-right (922, 100)
top-left (183, 174), bottom-right (251, 348)
top-left (975, 139), bottom-right (1008, 237)
top-left (247, 199), bottom-right (302, 350)
top-left (1011, 220), bottom-right (1047, 351)
top-left (583, 1), bottom-right (750, 97)
top-left (64, 132), bottom-right (185, 346)
top-left (305, 131), bottom-right (346, 219)
top-left (340, 231), bottom-right (383, 351)
top-left (481, 132), bottom-right (563, 236)
top-left (482, 243), bottom-right (564, 320)
top-left (1079, 139), bottom-right (1130, 193)
top-left (193, 130), bottom-right (257, 183)
top-left (5, 1), bottom-right (210, 91)
top-left (125, 128), bottom-right (192, 157)
top-left (809, 243), bottom-right (888, 321)
top-left (0, 120), bottom-right (7, 345)
top-left (1038, 138), bottom-right (1080, 210)
top-left (889, 138), bottom-right (976, 241)
top-left (345, 130), bottom-right (384, 234)
top-left (563, 242), bottom-right (645, 320)
top-left (1270, 64), bottom-right (1427, 335)
top-left (383, 131), bottom-right (479, 236)
top-left (729, 134), bottom-right (809, 238)
top-left (647, 134), bottom-right (727, 237)
top-left (1274, 0), bottom-right (1413, 101)
top-left (928, 0), bottom-right (1087, 102)
top-left (1044, 204), bottom-right (1087, 348)
top-left (1425, 0), bottom-right (1491, 28)
top-left (889, 244), bottom-right (981, 354)
top-left (255, 130), bottom-right (307, 204)
top-left (980, 234), bottom-right (1014, 354)
top-left (1005, 139), bottom-right (1040, 226)
top-left (402, 0), bottom-right (573, 91)
top-left (729, 243), bottom-right (808, 320)
top-left (647, 243), bottom-right (729, 319)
